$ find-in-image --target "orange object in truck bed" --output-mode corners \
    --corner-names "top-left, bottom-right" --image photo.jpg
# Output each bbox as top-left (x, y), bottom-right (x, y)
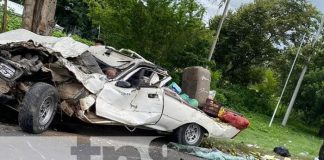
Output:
top-left (219, 111), bottom-right (250, 130)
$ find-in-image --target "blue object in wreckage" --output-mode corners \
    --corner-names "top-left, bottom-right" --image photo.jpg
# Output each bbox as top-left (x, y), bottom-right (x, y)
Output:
top-left (169, 82), bottom-right (182, 94)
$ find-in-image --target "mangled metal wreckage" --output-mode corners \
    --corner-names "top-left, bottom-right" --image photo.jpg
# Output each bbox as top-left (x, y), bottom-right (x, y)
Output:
top-left (0, 29), bottom-right (240, 146)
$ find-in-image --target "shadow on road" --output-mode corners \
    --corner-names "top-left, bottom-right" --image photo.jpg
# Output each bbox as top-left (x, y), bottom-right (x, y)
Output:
top-left (0, 106), bottom-right (200, 159)
top-left (0, 105), bottom-right (166, 138)
top-left (51, 114), bottom-right (163, 137)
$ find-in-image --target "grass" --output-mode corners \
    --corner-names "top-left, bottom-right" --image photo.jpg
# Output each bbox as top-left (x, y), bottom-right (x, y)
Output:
top-left (202, 113), bottom-right (322, 159)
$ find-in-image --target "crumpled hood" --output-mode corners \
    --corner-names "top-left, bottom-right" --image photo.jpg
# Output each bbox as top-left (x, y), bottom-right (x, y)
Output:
top-left (0, 29), bottom-right (89, 58)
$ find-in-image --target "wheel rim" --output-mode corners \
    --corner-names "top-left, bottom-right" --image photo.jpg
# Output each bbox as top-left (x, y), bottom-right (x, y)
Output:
top-left (184, 124), bottom-right (201, 145)
top-left (39, 96), bottom-right (54, 126)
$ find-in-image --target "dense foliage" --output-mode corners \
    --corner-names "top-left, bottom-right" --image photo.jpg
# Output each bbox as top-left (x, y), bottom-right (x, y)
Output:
top-left (84, 0), bottom-right (324, 127)
top-left (86, 0), bottom-right (214, 73)
top-left (290, 40), bottom-right (324, 125)
top-left (56, 0), bottom-right (96, 39)
top-left (0, 6), bottom-right (22, 31)
top-left (209, 0), bottom-right (318, 84)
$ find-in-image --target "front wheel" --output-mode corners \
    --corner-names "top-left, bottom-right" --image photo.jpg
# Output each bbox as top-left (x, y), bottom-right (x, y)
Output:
top-left (173, 123), bottom-right (204, 146)
top-left (18, 83), bottom-right (58, 134)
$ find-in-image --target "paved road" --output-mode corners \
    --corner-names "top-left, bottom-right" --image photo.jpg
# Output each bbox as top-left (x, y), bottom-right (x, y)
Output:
top-left (0, 106), bottom-right (202, 160)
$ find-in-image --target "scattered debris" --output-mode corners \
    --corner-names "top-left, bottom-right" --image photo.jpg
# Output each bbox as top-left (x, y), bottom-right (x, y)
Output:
top-left (246, 144), bottom-right (260, 149)
top-left (273, 146), bottom-right (291, 157)
top-left (299, 151), bottom-right (309, 156)
top-left (261, 155), bottom-right (292, 160)
top-left (261, 155), bottom-right (276, 160)
top-left (168, 142), bottom-right (255, 160)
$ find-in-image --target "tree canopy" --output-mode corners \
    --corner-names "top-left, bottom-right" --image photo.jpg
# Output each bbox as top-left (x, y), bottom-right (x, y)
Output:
top-left (209, 0), bottom-right (319, 84)
top-left (56, 0), bottom-right (95, 39)
top-left (86, 0), bottom-right (213, 74)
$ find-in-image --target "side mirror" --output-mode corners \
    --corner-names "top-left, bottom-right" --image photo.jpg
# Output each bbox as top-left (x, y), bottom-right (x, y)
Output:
top-left (115, 81), bottom-right (132, 88)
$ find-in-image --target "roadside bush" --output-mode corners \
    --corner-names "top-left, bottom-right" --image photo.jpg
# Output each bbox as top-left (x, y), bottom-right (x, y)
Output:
top-left (296, 68), bottom-right (324, 125)
top-left (52, 30), bottom-right (67, 37)
top-left (6, 14), bottom-right (21, 31)
top-left (0, 8), bottom-right (22, 31)
top-left (215, 85), bottom-right (258, 113)
top-left (71, 34), bottom-right (94, 46)
top-left (248, 68), bottom-right (279, 113)
top-left (211, 68), bottom-right (278, 115)
top-left (210, 70), bottom-right (222, 90)
top-left (214, 90), bottom-right (227, 105)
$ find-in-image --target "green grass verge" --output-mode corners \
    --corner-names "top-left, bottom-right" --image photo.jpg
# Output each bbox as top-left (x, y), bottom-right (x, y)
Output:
top-left (202, 113), bottom-right (322, 159)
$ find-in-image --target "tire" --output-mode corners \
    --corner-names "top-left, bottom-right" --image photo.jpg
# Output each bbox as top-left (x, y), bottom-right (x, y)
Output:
top-left (18, 82), bottom-right (58, 134)
top-left (173, 123), bottom-right (204, 146)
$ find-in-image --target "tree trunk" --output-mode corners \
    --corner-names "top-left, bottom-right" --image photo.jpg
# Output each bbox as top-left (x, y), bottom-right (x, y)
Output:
top-left (22, 0), bottom-right (36, 31)
top-left (22, 0), bottom-right (57, 35)
top-left (1, 0), bottom-right (8, 32)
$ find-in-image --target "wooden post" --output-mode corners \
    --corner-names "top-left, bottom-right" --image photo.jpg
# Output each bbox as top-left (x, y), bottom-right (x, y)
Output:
top-left (22, 0), bottom-right (57, 35)
top-left (1, 0), bottom-right (8, 32)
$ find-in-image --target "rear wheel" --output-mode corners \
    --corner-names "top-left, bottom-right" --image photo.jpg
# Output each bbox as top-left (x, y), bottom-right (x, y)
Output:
top-left (18, 83), bottom-right (58, 133)
top-left (173, 123), bottom-right (204, 146)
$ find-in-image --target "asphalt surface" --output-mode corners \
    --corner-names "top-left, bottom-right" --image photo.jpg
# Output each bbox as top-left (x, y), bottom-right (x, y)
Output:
top-left (0, 106), bottom-right (202, 160)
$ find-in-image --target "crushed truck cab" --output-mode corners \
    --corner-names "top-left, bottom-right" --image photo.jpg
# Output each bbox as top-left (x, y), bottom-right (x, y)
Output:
top-left (0, 29), bottom-right (240, 146)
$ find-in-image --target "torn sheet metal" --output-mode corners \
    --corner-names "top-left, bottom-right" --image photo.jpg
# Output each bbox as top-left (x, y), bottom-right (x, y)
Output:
top-left (57, 83), bottom-right (84, 100)
top-left (44, 63), bottom-right (73, 82)
top-left (60, 101), bottom-right (74, 117)
top-left (88, 46), bottom-right (134, 67)
top-left (17, 82), bottom-right (30, 92)
top-left (0, 29), bottom-right (89, 58)
top-left (60, 58), bottom-right (107, 94)
top-left (0, 79), bottom-right (9, 93)
top-left (79, 95), bottom-right (96, 111)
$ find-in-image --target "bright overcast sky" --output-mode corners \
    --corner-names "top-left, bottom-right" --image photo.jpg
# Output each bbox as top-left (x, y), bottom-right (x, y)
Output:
top-left (198, 0), bottom-right (324, 22)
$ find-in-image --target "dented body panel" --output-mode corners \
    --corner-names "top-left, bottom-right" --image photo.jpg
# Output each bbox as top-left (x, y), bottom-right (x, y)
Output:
top-left (0, 29), bottom-right (240, 140)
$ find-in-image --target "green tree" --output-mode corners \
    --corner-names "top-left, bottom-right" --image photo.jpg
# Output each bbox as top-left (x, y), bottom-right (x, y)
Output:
top-left (209, 0), bottom-right (319, 84)
top-left (291, 39), bottom-right (324, 125)
top-left (0, 4), bottom-right (22, 31)
top-left (55, 0), bottom-right (95, 39)
top-left (297, 68), bottom-right (324, 124)
top-left (86, 0), bottom-right (213, 71)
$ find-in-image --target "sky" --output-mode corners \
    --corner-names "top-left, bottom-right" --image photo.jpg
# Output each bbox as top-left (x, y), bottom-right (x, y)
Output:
top-left (198, 0), bottom-right (324, 23)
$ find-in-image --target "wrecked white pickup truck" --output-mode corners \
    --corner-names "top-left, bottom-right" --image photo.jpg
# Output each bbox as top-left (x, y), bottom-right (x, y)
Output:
top-left (0, 29), bottom-right (240, 146)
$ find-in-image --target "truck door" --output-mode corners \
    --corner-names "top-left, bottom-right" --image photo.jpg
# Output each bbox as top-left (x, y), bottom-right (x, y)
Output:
top-left (130, 86), bottom-right (164, 125)
top-left (96, 67), bottom-right (164, 126)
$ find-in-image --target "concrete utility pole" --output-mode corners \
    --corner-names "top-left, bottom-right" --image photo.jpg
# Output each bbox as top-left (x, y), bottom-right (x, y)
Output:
top-left (22, 0), bottom-right (57, 36)
top-left (268, 34), bottom-right (306, 127)
top-left (281, 15), bottom-right (324, 126)
top-left (1, 0), bottom-right (7, 32)
top-left (207, 0), bottom-right (231, 61)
